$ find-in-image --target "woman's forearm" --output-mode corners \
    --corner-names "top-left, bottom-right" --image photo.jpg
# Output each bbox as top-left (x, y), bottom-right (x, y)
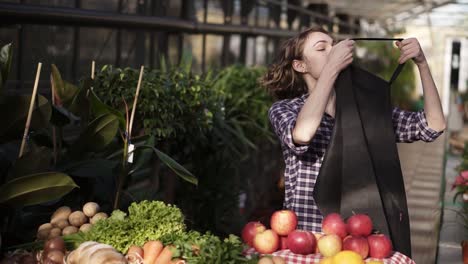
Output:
top-left (417, 61), bottom-right (446, 132)
top-left (293, 67), bottom-right (338, 145)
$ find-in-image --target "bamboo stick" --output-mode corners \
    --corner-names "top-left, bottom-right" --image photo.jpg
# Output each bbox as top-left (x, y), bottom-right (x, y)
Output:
top-left (19, 62), bottom-right (42, 158)
top-left (91, 60), bottom-right (95, 80)
top-left (128, 65), bottom-right (144, 139)
top-left (50, 73), bottom-right (57, 165)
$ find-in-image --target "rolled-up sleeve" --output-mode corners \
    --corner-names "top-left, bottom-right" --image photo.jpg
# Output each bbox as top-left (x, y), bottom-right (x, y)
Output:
top-left (269, 101), bottom-right (309, 155)
top-left (392, 107), bottom-right (444, 143)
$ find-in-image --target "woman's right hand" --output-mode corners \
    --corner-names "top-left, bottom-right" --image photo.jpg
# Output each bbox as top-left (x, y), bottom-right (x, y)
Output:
top-left (324, 39), bottom-right (355, 74)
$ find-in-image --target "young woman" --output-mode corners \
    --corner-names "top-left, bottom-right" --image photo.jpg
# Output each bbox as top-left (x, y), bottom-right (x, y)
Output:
top-left (262, 27), bottom-right (446, 232)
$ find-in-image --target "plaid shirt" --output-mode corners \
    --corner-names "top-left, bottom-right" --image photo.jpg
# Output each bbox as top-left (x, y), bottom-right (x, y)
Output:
top-left (269, 93), bottom-right (443, 233)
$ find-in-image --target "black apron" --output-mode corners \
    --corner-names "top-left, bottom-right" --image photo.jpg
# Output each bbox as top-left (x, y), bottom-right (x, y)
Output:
top-left (312, 38), bottom-right (412, 257)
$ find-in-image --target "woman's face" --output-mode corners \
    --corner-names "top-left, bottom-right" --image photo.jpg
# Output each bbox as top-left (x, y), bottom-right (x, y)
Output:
top-left (296, 32), bottom-right (334, 79)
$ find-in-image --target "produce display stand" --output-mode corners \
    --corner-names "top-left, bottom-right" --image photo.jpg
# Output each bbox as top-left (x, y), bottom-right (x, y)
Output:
top-left (244, 248), bottom-right (416, 264)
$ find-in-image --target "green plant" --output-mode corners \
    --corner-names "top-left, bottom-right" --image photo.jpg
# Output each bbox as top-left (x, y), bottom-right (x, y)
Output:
top-left (49, 64), bottom-right (197, 209)
top-left (0, 44), bottom-right (79, 247)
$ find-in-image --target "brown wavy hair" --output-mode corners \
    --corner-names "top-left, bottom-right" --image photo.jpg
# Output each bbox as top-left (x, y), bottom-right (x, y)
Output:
top-left (261, 26), bottom-right (330, 100)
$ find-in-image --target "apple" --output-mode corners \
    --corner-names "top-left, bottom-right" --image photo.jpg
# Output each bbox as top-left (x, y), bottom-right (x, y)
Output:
top-left (346, 214), bottom-right (373, 237)
top-left (313, 233), bottom-right (323, 253)
top-left (342, 235), bottom-right (369, 259)
top-left (322, 213), bottom-right (347, 238)
top-left (286, 230), bottom-right (316, 255)
top-left (270, 210), bottom-right (298, 236)
top-left (317, 234), bottom-right (342, 257)
top-left (253, 229), bottom-right (280, 254)
top-left (280, 236), bottom-right (288, 250)
top-left (367, 234), bottom-right (392, 258)
top-left (241, 221), bottom-right (266, 246)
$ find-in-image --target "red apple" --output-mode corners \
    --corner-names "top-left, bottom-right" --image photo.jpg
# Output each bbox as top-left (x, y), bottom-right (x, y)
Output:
top-left (253, 229), bottom-right (280, 254)
top-left (322, 213), bottom-right (347, 238)
top-left (280, 236), bottom-right (288, 250)
top-left (317, 234), bottom-right (342, 257)
top-left (367, 234), bottom-right (392, 259)
top-left (346, 214), bottom-right (373, 237)
top-left (241, 221), bottom-right (266, 247)
top-left (286, 230), bottom-right (316, 255)
top-left (343, 235), bottom-right (369, 259)
top-left (270, 210), bottom-right (298, 236)
top-left (313, 233), bottom-right (323, 253)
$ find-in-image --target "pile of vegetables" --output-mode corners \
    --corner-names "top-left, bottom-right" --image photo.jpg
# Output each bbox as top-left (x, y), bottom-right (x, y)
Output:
top-left (2, 200), bottom-right (258, 263)
top-left (81, 200), bottom-right (185, 253)
top-left (37, 202), bottom-right (107, 240)
top-left (79, 200), bottom-right (257, 263)
top-left (126, 240), bottom-right (180, 264)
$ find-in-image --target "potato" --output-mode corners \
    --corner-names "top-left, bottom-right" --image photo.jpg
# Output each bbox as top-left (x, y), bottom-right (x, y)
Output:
top-left (90, 212), bottom-right (108, 224)
top-left (62, 226), bottom-right (79, 236)
top-left (83, 202), bottom-right (100, 218)
top-left (37, 228), bottom-right (50, 240)
top-left (37, 223), bottom-right (53, 240)
top-left (38, 223), bottom-right (53, 232)
top-left (48, 228), bottom-right (62, 239)
top-left (68, 211), bottom-right (87, 227)
top-left (50, 206), bottom-right (71, 224)
top-left (79, 223), bottom-right (93, 233)
top-left (53, 219), bottom-right (69, 229)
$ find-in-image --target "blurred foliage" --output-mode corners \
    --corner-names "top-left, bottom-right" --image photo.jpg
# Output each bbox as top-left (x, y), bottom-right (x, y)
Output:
top-left (92, 57), bottom-right (277, 236)
top-left (355, 41), bottom-right (416, 109)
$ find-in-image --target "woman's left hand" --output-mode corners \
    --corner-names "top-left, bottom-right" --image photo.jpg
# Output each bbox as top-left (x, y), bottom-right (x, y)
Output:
top-left (395, 38), bottom-right (427, 65)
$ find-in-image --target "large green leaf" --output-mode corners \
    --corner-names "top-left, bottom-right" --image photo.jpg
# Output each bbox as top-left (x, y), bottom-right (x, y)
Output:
top-left (65, 78), bottom-right (91, 119)
top-left (69, 114), bottom-right (119, 156)
top-left (135, 144), bottom-right (197, 186)
top-left (128, 135), bottom-right (155, 175)
top-left (89, 89), bottom-right (126, 129)
top-left (51, 64), bottom-right (79, 105)
top-left (0, 172), bottom-right (78, 207)
top-left (0, 43), bottom-right (12, 95)
top-left (8, 145), bottom-right (52, 181)
top-left (0, 94), bottom-right (52, 143)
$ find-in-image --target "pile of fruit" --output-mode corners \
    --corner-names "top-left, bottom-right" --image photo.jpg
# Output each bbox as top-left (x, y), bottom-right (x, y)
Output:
top-left (36, 202), bottom-right (107, 240)
top-left (242, 210), bottom-right (393, 264)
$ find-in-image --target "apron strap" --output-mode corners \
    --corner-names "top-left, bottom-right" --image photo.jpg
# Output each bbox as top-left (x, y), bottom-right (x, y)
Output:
top-left (351, 38), bottom-right (405, 85)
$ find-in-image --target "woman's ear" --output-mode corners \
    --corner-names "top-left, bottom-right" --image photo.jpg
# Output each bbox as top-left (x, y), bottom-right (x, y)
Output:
top-left (292, 59), bottom-right (306, 73)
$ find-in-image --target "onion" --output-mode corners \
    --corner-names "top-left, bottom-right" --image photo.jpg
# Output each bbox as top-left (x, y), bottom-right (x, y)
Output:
top-left (44, 250), bottom-right (64, 264)
top-left (44, 236), bottom-right (66, 253)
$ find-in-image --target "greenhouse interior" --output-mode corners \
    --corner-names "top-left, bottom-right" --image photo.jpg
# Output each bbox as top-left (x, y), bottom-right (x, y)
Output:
top-left (0, 0), bottom-right (468, 263)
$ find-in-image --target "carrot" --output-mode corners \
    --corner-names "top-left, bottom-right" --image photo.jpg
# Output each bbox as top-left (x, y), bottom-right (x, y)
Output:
top-left (143, 240), bottom-right (163, 264)
top-left (154, 245), bottom-right (174, 264)
top-left (127, 245), bottom-right (144, 258)
top-left (127, 245), bottom-right (144, 263)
